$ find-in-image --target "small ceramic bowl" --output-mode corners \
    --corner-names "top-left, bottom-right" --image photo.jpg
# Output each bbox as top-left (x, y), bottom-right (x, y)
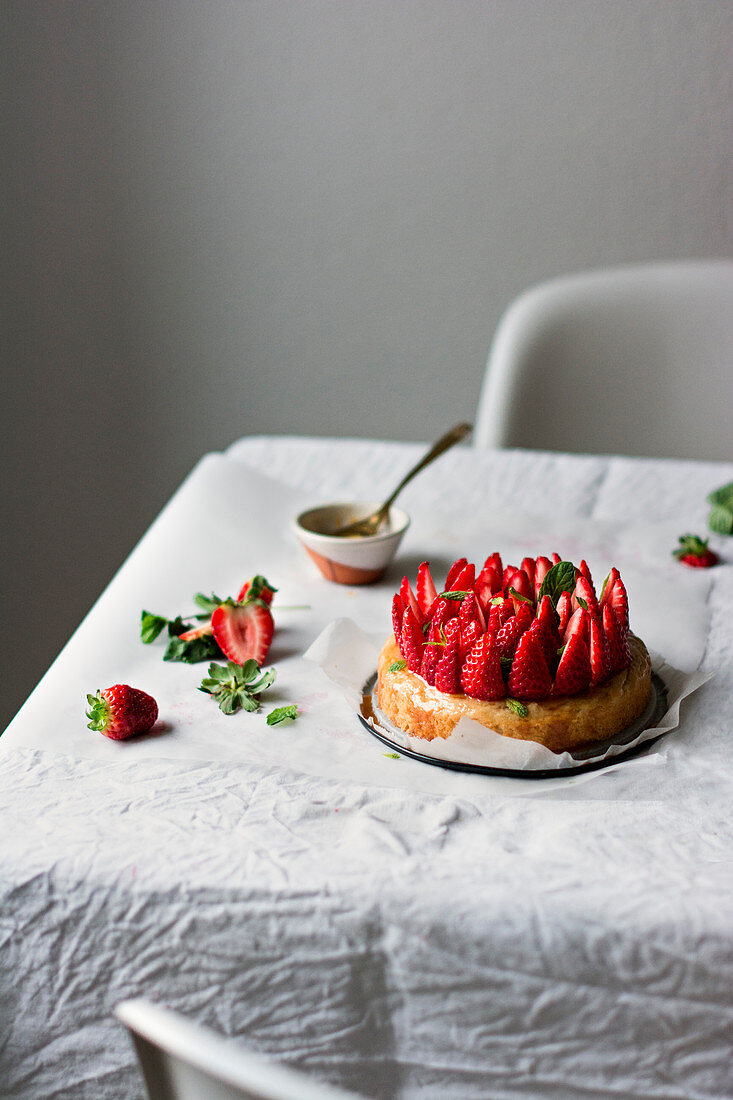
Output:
top-left (293, 501), bottom-right (410, 585)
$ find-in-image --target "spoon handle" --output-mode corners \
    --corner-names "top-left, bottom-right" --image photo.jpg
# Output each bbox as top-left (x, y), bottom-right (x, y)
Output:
top-left (379, 421), bottom-right (473, 513)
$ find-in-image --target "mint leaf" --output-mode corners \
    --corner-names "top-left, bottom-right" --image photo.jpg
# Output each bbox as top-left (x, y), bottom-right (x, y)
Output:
top-left (267, 704), bottom-right (298, 726)
top-left (141, 610), bottom-right (168, 644)
top-left (537, 561), bottom-right (576, 606)
top-left (708, 505), bottom-right (733, 535)
top-left (437, 590), bottom-right (470, 600)
top-left (508, 586), bottom-right (533, 604)
top-left (506, 698), bottom-right (529, 717)
top-left (382, 752), bottom-right (401, 759)
top-left (388, 659), bottom-right (407, 672)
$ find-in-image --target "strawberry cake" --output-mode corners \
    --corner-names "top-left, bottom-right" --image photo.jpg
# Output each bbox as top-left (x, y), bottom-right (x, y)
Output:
top-left (377, 554), bottom-right (652, 753)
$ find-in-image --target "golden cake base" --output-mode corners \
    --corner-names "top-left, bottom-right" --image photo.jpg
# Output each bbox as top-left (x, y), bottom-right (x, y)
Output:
top-left (376, 633), bottom-right (652, 753)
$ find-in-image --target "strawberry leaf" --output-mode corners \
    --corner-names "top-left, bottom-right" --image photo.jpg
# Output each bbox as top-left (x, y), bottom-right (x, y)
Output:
top-left (199, 661), bottom-right (277, 715)
top-left (537, 561), bottom-right (576, 607)
top-left (164, 633), bottom-right (221, 664)
top-left (141, 611), bottom-right (168, 644)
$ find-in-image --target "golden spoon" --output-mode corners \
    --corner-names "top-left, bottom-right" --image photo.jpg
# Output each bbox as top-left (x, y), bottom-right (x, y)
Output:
top-left (333, 422), bottom-right (473, 538)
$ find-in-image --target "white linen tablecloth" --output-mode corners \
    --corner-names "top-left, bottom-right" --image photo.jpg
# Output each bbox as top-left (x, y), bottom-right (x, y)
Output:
top-left (2, 437), bottom-right (732, 1100)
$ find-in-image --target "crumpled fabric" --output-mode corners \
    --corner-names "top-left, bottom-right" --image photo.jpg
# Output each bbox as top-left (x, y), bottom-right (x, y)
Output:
top-left (2, 439), bottom-right (732, 1100)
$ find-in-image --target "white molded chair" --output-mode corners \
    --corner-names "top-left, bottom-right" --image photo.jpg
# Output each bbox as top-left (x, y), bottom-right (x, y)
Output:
top-left (474, 260), bottom-right (733, 461)
top-left (116, 1000), bottom-right (362, 1100)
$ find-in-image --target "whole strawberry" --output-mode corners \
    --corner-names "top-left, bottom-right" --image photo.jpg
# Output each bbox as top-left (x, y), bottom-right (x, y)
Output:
top-left (673, 534), bottom-right (719, 568)
top-left (86, 685), bottom-right (158, 740)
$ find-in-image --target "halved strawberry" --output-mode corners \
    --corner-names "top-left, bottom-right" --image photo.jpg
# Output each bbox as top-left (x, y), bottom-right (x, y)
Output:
top-left (458, 592), bottom-right (486, 633)
top-left (527, 618), bottom-right (557, 669)
top-left (555, 591), bottom-right (573, 636)
top-left (476, 559), bottom-right (503, 596)
top-left (605, 576), bottom-right (629, 633)
top-left (447, 561), bottom-right (476, 593)
top-left (487, 599), bottom-right (511, 636)
top-left (553, 631), bottom-right (591, 696)
top-left (599, 567), bottom-right (620, 606)
top-left (515, 601), bottom-right (535, 632)
top-left (536, 593), bottom-right (559, 634)
top-left (400, 576), bottom-right (424, 626)
top-left (434, 619), bottom-right (461, 694)
top-left (578, 559), bottom-right (593, 586)
top-left (563, 606), bottom-right (590, 644)
top-left (520, 557), bottom-right (536, 586)
top-left (482, 551), bottom-right (503, 575)
top-left (420, 639), bottom-right (440, 685)
top-left (573, 575), bottom-right (600, 619)
top-left (602, 605), bottom-right (631, 673)
top-left (211, 601), bottom-right (274, 666)
top-left (237, 575), bottom-right (276, 606)
top-left (533, 556), bottom-right (553, 599)
top-left (445, 558), bottom-right (468, 590)
top-left (507, 568), bottom-right (533, 604)
top-left (391, 593), bottom-right (405, 643)
top-left (496, 614), bottom-right (526, 660)
top-left (400, 606), bottom-right (425, 672)
top-left (416, 562), bottom-right (438, 615)
top-left (589, 615), bottom-right (611, 687)
top-left (508, 630), bottom-right (552, 701)
top-left (427, 597), bottom-right (454, 640)
top-left (459, 618), bottom-right (481, 660)
top-left (460, 633), bottom-right (505, 700)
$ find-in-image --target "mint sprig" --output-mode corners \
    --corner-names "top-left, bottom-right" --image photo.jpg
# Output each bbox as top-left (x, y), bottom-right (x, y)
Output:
top-left (199, 660), bottom-right (276, 715)
top-left (506, 698), bottom-right (529, 718)
top-left (537, 561), bottom-right (576, 606)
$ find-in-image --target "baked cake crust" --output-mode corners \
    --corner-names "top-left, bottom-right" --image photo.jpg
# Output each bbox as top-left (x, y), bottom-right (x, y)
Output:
top-left (377, 632), bottom-right (652, 753)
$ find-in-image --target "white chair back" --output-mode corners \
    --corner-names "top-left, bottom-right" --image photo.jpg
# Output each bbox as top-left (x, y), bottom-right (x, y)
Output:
top-left (475, 260), bottom-right (733, 460)
top-left (116, 1000), bottom-right (362, 1100)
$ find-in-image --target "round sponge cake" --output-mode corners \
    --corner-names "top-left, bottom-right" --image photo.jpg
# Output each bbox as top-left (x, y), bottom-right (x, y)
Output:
top-left (377, 632), bottom-right (652, 753)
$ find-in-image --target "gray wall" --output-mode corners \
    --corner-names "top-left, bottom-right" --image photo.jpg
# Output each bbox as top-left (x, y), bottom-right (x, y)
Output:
top-left (3, 0), bottom-right (732, 730)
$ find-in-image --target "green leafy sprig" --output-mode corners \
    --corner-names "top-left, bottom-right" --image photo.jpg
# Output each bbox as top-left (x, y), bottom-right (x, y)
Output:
top-left (708, 482), bottom-right (733, 535)
top-left (199, 660), bottom-right (277, 715)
